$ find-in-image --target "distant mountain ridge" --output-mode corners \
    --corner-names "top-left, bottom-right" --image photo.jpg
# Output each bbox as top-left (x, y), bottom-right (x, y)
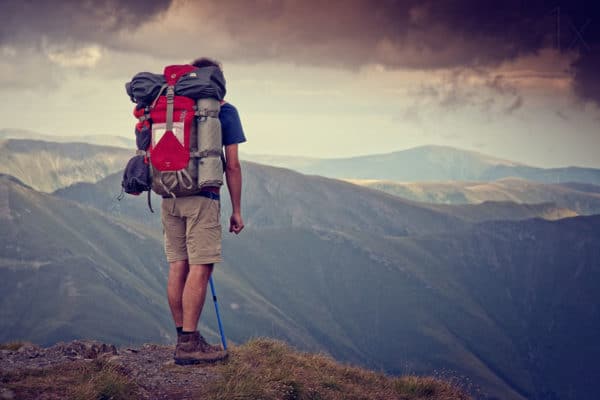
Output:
top-left (3, 134), bottom-right (600, 193)
top-left (0, 139), bottom-right (131, 192)
top-left (55, 163), bottom-right (575, 234)
top-left (0, 128), bottom-right (134, 149)
top-left (243, 145), bottom-right (600, 184)
top-left (348, 177), bottom-right (600, 215)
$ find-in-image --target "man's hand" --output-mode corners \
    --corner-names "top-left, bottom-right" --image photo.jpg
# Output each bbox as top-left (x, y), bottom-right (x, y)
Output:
top-left (229, 212), bottom-right (244, 234)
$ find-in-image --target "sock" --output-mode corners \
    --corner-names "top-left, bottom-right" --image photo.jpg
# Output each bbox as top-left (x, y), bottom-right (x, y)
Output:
top-left (176, 326), bottom-right (183, 335)
top-left (182, 330), bottom-right (195, 335)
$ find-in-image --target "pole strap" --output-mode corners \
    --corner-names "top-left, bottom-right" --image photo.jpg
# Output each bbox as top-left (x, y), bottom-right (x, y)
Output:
top-left (195, 109), bottom-right (219, 118)
top-left (190, 149), bottom-right (222, 158)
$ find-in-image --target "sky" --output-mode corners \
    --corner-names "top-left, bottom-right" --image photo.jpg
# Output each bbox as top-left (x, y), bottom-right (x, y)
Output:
top-left (1, 0), bottom-right (599, 168)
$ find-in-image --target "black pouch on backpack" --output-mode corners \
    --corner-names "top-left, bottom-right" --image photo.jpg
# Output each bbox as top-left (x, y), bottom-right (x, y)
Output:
top-left (121, 155), bottom-right (151, 195)
top-left (135, 123), bottom-right (151, 151)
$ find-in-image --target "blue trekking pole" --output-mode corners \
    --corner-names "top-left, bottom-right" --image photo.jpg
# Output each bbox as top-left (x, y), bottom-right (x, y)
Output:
top-left (209, 276), bottom-right (228, 350)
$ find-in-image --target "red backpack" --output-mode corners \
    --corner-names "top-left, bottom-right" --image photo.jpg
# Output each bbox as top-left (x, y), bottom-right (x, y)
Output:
top-left (123, 64), bottom-right (226, 210)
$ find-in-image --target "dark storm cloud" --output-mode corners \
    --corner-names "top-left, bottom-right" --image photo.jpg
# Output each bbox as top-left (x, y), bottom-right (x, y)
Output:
top-left (174, 0), bottom-right (598, 105)
top-left (0, 0), bottom-right (171, 46)
top-left (1, 0), bottom-right (599, 104)
top-left (192, 0), bottom-right (563, 68)
top-left (571, 47), bottom-right (600, 105)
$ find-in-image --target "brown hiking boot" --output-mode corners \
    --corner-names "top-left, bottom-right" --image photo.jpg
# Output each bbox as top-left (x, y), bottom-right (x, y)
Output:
top-left (173, 330), bottom-right (183, 357)
top-left (174, 331), bottom-right (228, 365)
top-left (197, 333), bottom-right (223, 352)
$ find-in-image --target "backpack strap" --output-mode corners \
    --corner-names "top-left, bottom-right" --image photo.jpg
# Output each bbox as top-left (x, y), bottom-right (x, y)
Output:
top-left (147, 189), bottom-right (154, 213)
top-left (158, 174), bottom-right (178, 198)
top-left (165, 85), bottom-right (175, 134)
top-left (150, 85), bottom-right (167, 109)
top-left (177, 170), bottom-right (194, 190)
top-left (147, 155), bottom-right (154, 213)
top-left (137, 109), bottom-right (152, 122)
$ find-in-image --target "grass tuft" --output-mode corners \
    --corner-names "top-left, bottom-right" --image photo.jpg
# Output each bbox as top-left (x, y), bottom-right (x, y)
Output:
top-left (201, 337), bottom-right (470, 400)
top-left (71, 361), bottom-right (136, 400)
top-left (1, 358), bottom-right (137, 400)
top-left (0, 341), bottom-right (26, 351)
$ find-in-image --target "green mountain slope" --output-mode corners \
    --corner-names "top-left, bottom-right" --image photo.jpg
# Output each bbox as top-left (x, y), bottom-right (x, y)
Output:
top-left (53, 163), bottom-right (600, 400)
top-left (0, 139), bottom-right (131, 192)
top-left (0, 174), bottom-right (171, 345)
top-left (220, 218), bottom-right (600, 400)
top-left (0, 173), bottom-right (324, 352)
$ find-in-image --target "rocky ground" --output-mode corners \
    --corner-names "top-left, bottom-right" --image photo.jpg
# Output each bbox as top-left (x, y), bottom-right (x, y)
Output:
top-left (0, 339), bottom-right (471, 400)
top-left (0, 340), bottom-right (219, 400)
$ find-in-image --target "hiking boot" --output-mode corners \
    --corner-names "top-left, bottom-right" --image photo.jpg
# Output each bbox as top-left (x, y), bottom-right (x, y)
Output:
top-left (173, 330), bottom-right (183, 358)
top-left (174, 331), bottom-right (228, 365)
top-left (198, 333), bottom-right (225, 353)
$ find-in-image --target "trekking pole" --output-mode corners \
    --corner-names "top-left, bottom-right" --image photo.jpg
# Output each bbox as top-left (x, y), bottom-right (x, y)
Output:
top-left (209, 276), bottom-right (228, 350)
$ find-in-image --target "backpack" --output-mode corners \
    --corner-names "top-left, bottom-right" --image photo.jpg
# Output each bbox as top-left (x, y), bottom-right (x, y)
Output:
top-left (122, 64), bottom-right (227, 211)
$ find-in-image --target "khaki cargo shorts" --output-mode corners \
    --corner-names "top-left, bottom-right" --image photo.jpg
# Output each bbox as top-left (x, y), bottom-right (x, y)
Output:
top-left (161, 195), bottom-right (222, 265)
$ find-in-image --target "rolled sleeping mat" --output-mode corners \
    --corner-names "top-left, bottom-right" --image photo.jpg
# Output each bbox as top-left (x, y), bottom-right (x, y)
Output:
top-left (196, 98), bottom-right (223, 188)
top-left (198, 156), bottom-right (224, 188)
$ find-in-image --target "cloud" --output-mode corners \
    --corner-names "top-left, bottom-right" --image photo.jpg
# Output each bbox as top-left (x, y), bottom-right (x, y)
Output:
top-left (108, 1), bottom-right (600, 107)
top-left (0, 0), bottom-right (171, 47)
top-left (0, 0), bottom-right (171, 89)
top-left (46, 45), bottom-right (103, 68)
top-left (407, 68), bottom-right (525, 116)
top-left (571, 46), bottom-right (600, 105)
top-left (0, 46), bottom-right (62, 90)
top-left (108, 0), bottom-right (554, 69)
top-left (1, 0), bottom-right (599, 105)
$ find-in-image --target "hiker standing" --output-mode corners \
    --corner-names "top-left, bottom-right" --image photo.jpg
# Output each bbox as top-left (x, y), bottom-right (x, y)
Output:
top-left (124, 57), bottom-right (246, 364)
top-left (163, 58), bottom-right (246, 364)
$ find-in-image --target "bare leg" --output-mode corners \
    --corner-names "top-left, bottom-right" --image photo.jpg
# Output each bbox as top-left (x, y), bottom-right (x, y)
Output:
top-left (182, 264), bottom-right (214, 332)
top-left (167, 260), bottom-right (190, 327)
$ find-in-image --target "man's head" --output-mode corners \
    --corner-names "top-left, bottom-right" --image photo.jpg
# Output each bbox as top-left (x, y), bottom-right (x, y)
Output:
top-left (191, 57), bottom-right (222, 71)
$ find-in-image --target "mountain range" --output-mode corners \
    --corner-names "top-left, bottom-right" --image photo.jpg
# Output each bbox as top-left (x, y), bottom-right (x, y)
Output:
top-left (0, 128), bottom-right (134, 149)
top-left (242, 145), bottom-right (600, 185)
top-left (0, 139), bottom-right (131, 192)
top-left (348, 177), bottom-right (600, 215)
top-left (2, 138), bottom-right (600, 399)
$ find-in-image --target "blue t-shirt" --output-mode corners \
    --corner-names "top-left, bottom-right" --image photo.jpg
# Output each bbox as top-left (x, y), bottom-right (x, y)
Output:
top-left (219, 102), bottom-right (246, 146)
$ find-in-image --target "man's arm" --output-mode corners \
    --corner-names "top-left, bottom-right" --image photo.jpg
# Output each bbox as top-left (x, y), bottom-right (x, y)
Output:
top-left (225, 144), bottom-right (244, 234)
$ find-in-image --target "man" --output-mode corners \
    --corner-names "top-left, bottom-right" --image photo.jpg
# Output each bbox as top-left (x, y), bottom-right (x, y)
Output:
top-left (162, 57), bottom-right (246, 365)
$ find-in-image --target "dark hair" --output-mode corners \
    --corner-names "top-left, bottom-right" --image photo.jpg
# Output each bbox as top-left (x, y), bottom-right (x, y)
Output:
top-left (191, 57), bottom-right (222, 70)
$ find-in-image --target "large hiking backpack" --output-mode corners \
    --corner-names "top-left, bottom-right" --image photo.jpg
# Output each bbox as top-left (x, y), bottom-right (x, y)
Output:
top-left (122, 64), bottom-right (226, 209)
